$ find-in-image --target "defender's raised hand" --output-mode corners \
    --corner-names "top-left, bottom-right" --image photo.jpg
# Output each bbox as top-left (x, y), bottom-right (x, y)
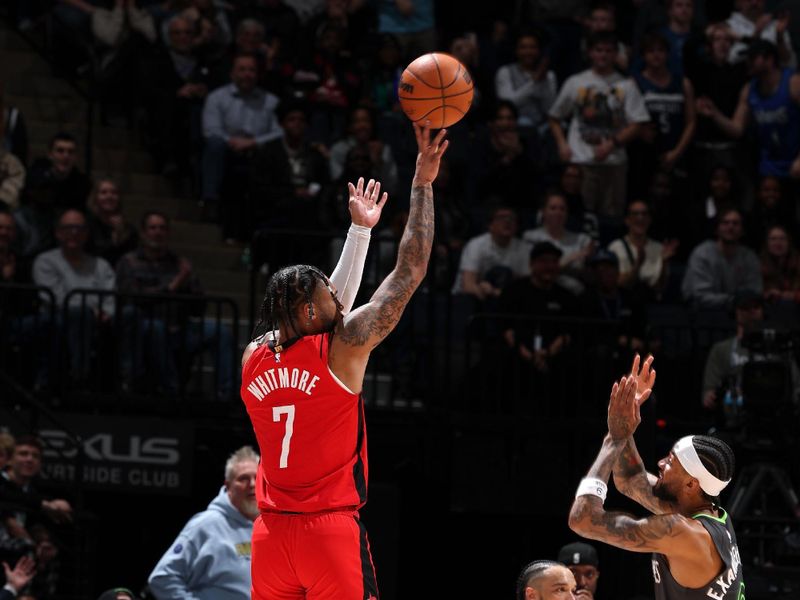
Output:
top-left (348, 177), bottom-right (388, 229)
top-left (629, 353), bottom-right (656, 408)
top-left (413, 121), bottom-right (449, 185)
top-left (608, 375), bottom-right (641, 441)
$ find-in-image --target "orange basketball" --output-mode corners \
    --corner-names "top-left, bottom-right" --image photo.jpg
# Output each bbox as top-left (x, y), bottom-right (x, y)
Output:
top-left (398, 53), bottom-right (474, 128)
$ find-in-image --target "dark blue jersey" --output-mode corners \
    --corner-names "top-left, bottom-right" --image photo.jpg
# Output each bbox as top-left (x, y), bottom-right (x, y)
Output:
top-left (748, 68), bottom-right (800, 177)
top-left (652, 509), bottom-right (744, 600)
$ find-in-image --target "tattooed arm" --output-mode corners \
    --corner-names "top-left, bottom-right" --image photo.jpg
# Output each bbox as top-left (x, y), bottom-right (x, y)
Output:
top-left (569, 371), bottom-right (684, 553)
top-left (568, 434), bottom-right (687, 554)
top-left (329, 122), bottom-right (449, 392)
top-left (613, 437), bottom-right (675, 515)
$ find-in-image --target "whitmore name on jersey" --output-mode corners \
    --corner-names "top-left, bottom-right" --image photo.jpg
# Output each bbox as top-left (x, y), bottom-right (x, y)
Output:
top-left (247, 368), bottom-right (320, 400)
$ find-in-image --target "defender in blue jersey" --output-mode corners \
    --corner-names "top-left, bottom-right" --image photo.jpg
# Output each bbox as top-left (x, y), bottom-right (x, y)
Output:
top-left (568, 356), bottom-right (743, 600)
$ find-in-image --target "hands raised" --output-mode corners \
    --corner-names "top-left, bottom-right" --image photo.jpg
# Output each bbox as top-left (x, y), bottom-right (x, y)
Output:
top-left (629, 353), bottom-right (656, 408)
top-left (348, 177), bottom-right (388, 229)
top-left (607, 354), bottom-right (656, 441)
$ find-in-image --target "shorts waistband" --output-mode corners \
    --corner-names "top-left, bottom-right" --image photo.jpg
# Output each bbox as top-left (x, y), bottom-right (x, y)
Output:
top-left (260, 505), bottom-right (359, 516)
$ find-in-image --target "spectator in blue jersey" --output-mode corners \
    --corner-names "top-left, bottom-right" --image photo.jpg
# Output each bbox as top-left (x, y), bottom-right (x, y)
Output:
top-left (697, 40), bottom-right (800, 187)
top-left (629, 31), bottom-right (696, 200)
top-left (148, 446), bottom-right (259, 600)
top-left (377, 0), bottom-right (436, 65)
top-left (657, 0), bottom-right (696, 77)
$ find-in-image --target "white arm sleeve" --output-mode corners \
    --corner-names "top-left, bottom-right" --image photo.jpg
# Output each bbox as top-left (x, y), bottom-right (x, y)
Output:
top-left (329, 224), bottom-right (371, 314)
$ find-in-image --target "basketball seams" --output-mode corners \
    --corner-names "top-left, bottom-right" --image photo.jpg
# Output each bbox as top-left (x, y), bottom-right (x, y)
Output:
top-left (431, 53), bottom-right (446, 129)
top-left (399, 52), bottom-right (474, 128)
top-left (411, 105), bottom-right (467, 124)
top-left (397, 87), bottom-right (475, 101)
top-left (405, 65), bottom-right (443, 89)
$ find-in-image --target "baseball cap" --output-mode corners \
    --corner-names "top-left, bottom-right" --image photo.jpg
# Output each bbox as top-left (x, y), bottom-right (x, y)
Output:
top-left (733, 289), bottom-right (763, 310)
top-left (557, 542), bottom-right (599, 567)
top-left (588, 248), bottom-right (619, 267)
top-left (529, 241), bottom-right (563, 261)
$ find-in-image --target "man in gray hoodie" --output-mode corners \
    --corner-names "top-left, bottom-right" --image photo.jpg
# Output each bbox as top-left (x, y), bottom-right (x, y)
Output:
top-left (148, 446), bottom-right (259, 600)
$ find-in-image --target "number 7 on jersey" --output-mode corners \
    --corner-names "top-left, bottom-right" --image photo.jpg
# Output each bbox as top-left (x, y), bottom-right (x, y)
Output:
top-left (273, 405), bottom-right (295, 468)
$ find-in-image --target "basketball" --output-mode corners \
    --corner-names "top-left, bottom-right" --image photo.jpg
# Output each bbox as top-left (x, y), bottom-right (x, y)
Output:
top-left (398, 53), bottom-right (474, 129)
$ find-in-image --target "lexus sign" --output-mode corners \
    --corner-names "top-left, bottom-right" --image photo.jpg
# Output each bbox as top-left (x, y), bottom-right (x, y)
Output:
top-left (37, 414), bottom-right (193, 495)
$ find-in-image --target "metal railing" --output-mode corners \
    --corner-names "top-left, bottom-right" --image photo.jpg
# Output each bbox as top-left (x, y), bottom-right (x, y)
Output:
top-left (0, 284), bottom-right (240, 407)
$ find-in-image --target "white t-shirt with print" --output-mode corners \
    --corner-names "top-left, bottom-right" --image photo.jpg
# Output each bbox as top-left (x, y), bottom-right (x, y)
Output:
top-left (452, 233), bottom-right (531, 293)
top-left (549, 68), bottom-right (650, 165)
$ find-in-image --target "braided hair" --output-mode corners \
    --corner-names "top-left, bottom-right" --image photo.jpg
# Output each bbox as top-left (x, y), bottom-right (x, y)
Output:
top-left (692, 435), bottom-right (736, 505)
top-left (254, 264), bottom-right (330, 341)
top-left (515, 560), bottom-right (563, 600)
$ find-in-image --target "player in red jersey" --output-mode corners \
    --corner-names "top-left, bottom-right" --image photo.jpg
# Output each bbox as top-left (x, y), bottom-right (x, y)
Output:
top-left (241, 121), bottom-right (448, 600)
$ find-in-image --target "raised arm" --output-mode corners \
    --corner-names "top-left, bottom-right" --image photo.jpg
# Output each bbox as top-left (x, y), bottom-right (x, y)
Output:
top-left (241, 177), bottom-right (387, 365)
top-left (569, 433), bottom-right (687, 554)
top-left (611, 355), bottom-right (675, 514)
top-left (329, 177), bottom-right (388, 313)
top-left (330, 122), bottom-right (448, 390)
top-left (568, 375), bottom-right (688, 555)
top-left (699, 83), bottom-right (749, 139)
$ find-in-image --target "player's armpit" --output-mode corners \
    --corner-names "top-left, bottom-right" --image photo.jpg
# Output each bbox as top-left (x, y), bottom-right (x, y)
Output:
top-left (569, 497), bottom-right (689, 554)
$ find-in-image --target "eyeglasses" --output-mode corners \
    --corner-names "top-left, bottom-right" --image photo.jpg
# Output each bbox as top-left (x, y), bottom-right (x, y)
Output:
top-left (628, 210), bottom-right (650, 217)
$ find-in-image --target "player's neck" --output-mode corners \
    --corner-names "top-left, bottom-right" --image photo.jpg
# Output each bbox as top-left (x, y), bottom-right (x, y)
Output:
top-left (681, 499), bottom-right (717, 518)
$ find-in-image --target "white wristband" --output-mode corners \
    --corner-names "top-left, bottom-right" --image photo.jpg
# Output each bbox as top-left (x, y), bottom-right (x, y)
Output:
top-left (575, 477), bottom-right (608, 503)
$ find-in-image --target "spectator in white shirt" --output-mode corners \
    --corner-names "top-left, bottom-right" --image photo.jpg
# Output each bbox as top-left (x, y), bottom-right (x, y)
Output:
top-left (495, 28), bottom-right (558, 133)
top-left (453, 206), bottom-right (530, 301)
top-left (726, 0), bottom-right (796, 67)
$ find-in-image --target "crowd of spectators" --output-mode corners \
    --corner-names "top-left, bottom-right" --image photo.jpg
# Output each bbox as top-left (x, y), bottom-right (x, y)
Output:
top-left (0, 2), bottom-right (800, 414)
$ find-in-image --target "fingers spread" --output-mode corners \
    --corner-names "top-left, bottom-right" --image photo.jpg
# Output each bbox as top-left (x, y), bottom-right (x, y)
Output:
top-left (371, 181), bottom-right (381, 203)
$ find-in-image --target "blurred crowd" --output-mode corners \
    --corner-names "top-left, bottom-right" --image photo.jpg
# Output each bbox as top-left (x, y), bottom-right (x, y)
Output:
top-left (1, 0), bottom-right (799, 411)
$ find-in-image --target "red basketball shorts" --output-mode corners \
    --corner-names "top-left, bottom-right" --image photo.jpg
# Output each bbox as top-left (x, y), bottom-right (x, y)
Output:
top-left (251, 509), bottom-right (379, 600)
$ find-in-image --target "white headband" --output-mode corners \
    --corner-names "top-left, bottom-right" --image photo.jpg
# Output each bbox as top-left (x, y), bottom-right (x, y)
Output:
top-left (673, 436), bottom-right (731, 497)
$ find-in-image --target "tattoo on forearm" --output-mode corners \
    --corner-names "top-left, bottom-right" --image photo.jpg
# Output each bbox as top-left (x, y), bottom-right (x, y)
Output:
top-left (572, 497), bottom-right (682, 551)
top-left (338, 184), bottom-right (433, 347)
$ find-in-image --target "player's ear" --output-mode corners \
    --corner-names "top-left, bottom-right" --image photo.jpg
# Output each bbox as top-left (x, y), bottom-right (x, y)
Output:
top-left (526, 587), bottom-right (538, 600)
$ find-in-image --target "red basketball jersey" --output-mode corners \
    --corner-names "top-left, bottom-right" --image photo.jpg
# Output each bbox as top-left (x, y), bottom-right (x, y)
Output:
top-left (241, 334), bottom-right (368, 513)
